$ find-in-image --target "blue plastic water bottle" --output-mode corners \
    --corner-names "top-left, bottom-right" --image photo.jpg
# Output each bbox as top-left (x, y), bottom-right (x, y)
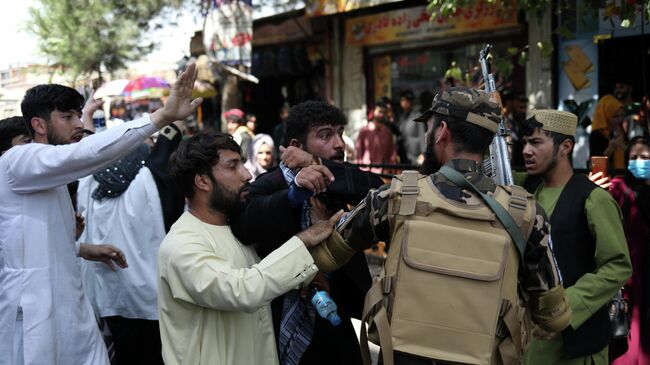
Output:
top-left (309, 285), bottom-right (341, 326)
top-left (92, 109), bottom-right (106, 132)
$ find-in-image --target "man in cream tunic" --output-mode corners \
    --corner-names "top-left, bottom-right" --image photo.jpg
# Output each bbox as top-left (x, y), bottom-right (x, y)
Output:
top-left (0, 65), bottom-right (201, 365)
top-left (158, 131), bottom-right (339, 365)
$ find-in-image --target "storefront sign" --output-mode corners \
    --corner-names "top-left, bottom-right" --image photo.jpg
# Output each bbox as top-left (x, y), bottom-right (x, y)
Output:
top-left (306, 0), bottom-right (400, 17)
top-left (204, 1), bottom-right (253, 66)
top-left (253, 17), bottom-right (312, 46)
top-left (345, 2), bottom-right (518, 46)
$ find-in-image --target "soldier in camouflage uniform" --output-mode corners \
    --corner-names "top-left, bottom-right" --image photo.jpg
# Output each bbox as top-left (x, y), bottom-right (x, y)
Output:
top-left (312, 87), bottom-right (572, 365)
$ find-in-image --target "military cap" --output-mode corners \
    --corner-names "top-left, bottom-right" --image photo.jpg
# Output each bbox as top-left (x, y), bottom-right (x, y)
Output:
top-left (527, 109), bottom-right (577, 137)
top-left (413, 87), bottom-right (501, 133)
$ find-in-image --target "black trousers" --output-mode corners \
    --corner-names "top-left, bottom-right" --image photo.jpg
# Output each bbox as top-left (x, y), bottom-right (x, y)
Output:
top-left (105, 316), bottom-right (164, 365)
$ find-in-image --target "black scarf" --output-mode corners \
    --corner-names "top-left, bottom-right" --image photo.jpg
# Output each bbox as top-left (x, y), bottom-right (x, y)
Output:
top-left (92, 144), bottom-right (150, 200)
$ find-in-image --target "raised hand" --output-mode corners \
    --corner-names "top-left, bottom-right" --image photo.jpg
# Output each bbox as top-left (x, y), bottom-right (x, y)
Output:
top-left (151, 63), bottom-right (203, 128)
top-left (81, 97), bottom-right (104, 133)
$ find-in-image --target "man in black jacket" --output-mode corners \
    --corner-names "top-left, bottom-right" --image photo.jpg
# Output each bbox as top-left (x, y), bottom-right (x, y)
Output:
top-left (231, 100), bottom-right (383, 365)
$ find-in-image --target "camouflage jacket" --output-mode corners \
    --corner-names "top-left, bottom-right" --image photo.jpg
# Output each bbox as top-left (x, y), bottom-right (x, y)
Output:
top-left (338, 159), bottom-right (563, 295)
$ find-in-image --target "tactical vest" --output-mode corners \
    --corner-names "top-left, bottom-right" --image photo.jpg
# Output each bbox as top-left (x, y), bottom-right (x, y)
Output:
top-left (360, 171), bottom-right (536, 365)
top-left (524, 173), bottom-right (610, 358)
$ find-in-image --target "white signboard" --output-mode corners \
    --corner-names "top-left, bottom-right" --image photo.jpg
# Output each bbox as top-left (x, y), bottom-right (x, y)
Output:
top-left (204, 1), bottom-right (253, 67)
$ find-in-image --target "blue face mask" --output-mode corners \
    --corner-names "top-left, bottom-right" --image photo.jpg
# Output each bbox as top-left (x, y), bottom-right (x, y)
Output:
top-left (628, 159), bottom-right (650, 180)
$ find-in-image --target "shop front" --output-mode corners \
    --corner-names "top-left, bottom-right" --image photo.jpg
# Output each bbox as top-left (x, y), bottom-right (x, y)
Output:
top-left (344, 1), bottom-right (526, 112)
top-left (555, 0), bottom-right (649, 168)
top-left (249, 13), bottom-right (330, 134)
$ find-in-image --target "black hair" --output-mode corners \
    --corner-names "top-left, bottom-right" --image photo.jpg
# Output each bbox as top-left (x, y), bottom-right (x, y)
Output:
top-left (625, 135), bottom-right (650, 161)
top-left (227, 115), bottom-right (244, 125)
top-left (400, 90), bottom-right (414, 101)
top-left (375, 99), bottom-right (390, 109)
top-left (521, 117), bottom-right (575, 152)
top-left (431, 114), bottom-right (495, 155)
top-left (284, 100), bottom-right (346, 145)
top-left (20, 84), bottom-right (84, 138)
top-left (0, 116), bottom-right (29, 153)
top-left (169, 131), bottom-right (241, 199)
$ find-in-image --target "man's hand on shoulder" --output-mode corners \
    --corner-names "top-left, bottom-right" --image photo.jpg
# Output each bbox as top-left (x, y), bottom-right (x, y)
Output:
top-left (297, 210), bottom-right (345, 248)
top-left (150, 64), bottom-right (203, 129)
top-left (280, 146), bottom-right (319, 169)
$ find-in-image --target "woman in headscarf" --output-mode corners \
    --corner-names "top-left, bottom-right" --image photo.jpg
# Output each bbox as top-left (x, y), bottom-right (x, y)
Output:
top-left (244, 133), bottom-right (276, 181)
top-left (590, 95), bottom-right (627, 169)
top-left (609, 135), bottom-right (650, 365)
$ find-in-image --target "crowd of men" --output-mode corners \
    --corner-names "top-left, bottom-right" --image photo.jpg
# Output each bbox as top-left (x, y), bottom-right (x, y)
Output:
top-left (0, 61), bottom-right (647, 365)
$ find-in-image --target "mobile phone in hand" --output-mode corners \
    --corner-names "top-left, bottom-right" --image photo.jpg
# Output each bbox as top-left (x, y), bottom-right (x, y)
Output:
top-left (591, 156), bottom-right (608, 177)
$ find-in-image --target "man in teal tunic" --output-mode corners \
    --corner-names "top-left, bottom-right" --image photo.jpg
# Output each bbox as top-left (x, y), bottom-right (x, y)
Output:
top-left (520, 109), bottom-right (632, 365)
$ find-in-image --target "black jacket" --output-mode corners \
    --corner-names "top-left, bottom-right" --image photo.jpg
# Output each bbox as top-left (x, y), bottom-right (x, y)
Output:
top-left (230, 160), bottom-right (384, 365)
top-left (146, 124), bottom-right (185, 232)
top-left (525, 174), bottom-right (610, 358)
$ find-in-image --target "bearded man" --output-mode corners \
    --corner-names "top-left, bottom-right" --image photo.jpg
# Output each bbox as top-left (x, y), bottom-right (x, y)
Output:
top-left (157, 131), bottom-right (342, 365)
top-left (0, 65), bottom-right (201, 365)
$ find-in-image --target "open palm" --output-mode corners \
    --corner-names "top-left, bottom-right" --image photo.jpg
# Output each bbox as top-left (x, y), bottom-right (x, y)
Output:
top-left (154, 63), bottom-right (203, 125)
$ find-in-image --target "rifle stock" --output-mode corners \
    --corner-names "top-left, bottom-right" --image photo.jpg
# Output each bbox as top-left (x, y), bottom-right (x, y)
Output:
top-left (480, 44), bottom-right (514, 186)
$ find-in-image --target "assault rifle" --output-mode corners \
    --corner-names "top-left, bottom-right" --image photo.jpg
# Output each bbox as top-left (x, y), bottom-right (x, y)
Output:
top-left (479, 44), bottom-right (514, 186)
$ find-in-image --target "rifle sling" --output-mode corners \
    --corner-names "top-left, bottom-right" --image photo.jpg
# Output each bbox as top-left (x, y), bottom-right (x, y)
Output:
top-left (439, 166), bottom-right (526, 261)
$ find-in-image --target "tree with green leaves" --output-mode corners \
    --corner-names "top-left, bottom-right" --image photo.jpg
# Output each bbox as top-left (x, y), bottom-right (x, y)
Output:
top-left (28, 0), bottom-right (183, 85)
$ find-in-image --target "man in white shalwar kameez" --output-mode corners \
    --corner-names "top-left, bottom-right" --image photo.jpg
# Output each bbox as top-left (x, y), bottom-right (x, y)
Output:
top-left (77, 123), bottom-right (184, 365)
top-left (0, 65), bottom-right (201, 365)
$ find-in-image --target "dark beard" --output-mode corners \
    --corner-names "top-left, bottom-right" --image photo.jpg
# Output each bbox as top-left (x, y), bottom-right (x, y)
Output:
top-left (419, 143), bottom-right (441, 175)
top-left (543, 153), bottom-right (559, 175)
top-left (47, 123), bottom-right (67, 146)
top-left (207, 175), bottom-right (249, 216)
top-left (330, 150), bottom-right (345, 162)
top-left (420, 131), bottom-right (441, 175)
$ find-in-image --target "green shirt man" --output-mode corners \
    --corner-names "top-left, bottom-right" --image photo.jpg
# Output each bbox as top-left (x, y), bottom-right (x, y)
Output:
top-left (520, 110), bottom-right (632, 365)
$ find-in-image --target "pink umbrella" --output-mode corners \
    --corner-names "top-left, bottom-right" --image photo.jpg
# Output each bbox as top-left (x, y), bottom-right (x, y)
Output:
top-left (123, 76), bottom-right (171, 100)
